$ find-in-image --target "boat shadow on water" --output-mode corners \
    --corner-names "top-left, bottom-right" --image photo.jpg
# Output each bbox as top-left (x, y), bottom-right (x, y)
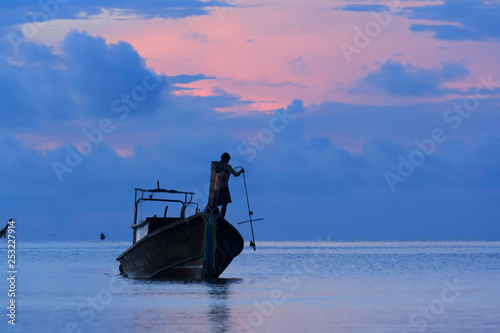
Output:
top-left (127, 276), bottom-right (244, 286)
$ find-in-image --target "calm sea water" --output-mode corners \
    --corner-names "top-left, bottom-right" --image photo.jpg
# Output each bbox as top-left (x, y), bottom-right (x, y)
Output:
top-left (1, 241), bottom-right (499, 332)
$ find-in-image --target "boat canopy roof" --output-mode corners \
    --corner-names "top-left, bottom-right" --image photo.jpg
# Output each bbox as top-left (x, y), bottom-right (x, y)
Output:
top-left (134, 188), bottom-right (195, 195)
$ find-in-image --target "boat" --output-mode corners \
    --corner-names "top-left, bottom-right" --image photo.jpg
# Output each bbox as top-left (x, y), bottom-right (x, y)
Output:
top-left (116, 161), bottom-right (244, 279)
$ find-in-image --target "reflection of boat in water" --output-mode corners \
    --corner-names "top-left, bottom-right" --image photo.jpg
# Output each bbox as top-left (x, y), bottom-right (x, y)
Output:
top-left (116, 162), bottom-right (244, 279)
top-left (127, 278), bottom-right (241, 332)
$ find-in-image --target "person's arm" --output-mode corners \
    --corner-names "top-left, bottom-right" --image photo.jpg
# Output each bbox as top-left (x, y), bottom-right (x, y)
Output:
top-left (227, 165), bottom-right (244, 176)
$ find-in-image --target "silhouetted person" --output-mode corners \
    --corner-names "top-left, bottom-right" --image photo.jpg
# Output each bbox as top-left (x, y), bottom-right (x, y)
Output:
top-left (216, 152), bottom-right (244, 218)
top-left (100, 232), bottom-right (105, 240)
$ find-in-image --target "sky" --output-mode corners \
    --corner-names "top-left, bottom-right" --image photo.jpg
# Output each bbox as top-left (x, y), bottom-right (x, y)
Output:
top-left (0, 0), bottom-right (499, 241)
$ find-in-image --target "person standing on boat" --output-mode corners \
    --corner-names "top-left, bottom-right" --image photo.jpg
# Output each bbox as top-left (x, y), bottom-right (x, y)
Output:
top-left (217, 152), bottom-right (244, 218)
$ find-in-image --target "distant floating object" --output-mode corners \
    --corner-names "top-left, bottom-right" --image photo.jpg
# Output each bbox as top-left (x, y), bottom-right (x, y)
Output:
top-left (100, 232), bottom-right (105, 240)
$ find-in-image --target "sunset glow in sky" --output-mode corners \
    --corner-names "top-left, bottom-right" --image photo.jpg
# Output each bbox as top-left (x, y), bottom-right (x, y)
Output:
top-left (1, 0), bottom-right (499, 240)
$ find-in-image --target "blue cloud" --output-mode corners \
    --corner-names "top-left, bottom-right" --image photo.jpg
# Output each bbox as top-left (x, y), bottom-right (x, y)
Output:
top-left (408, 0), bottom-right (500, 41)
top-left (262, 81), bottom-right (307, 89)
top-left (410, 23), bottom-right (484, 42)
top-left (335, 4), bottom-right (394, 13)
top-left (0, 42), bottom-right (74, 126)
top-left (353, 60), bottom-right (470, 97)
top-left (169, 74), bottom-right (215, 84)
top-left (62, 31), bottom-right (169, 116)
top-left (0, 30), bottom-right (169, 127)
top-left (0, 0), bottom-right (220, 27)
top-left (335, 0), bottom-right (500, 41)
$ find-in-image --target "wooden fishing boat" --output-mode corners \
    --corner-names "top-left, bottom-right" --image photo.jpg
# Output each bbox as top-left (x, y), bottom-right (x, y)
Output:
top-left (116, 162), bottom-right (244, 279)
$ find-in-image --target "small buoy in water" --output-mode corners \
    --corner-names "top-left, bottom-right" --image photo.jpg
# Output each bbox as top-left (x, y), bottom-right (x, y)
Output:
top-left (100, 232), bottom-right (105, 240)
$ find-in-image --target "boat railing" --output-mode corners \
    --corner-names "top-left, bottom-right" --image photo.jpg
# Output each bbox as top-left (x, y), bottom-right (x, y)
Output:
top-left (133, 184), bottom-right (198, 224)
top-left (131, 182), bottom-right (200, 243)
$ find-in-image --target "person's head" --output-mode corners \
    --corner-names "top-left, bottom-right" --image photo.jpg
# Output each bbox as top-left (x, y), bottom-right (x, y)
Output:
top-left (221, 152), bottom-right (230, 162)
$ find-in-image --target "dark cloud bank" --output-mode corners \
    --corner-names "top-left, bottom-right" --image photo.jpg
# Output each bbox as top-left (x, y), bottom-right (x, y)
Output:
top-left (1, 31), bottom-right (499, 241)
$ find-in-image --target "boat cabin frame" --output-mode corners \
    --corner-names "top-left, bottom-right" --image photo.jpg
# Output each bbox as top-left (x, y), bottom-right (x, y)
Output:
top-left (132, 184), bottom-right (199, 244)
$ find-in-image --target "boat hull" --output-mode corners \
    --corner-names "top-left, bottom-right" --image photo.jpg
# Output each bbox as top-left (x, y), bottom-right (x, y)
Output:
top-left (116, 211), bottom-right (244, 279)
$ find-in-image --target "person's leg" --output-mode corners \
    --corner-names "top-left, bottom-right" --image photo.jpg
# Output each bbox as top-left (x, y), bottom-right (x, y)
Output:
top-left (221, 203), bottom-right (227, 218)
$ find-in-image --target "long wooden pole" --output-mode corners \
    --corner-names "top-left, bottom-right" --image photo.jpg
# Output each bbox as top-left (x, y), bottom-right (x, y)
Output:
top-left (242, 172), bottom-right (256, 250)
